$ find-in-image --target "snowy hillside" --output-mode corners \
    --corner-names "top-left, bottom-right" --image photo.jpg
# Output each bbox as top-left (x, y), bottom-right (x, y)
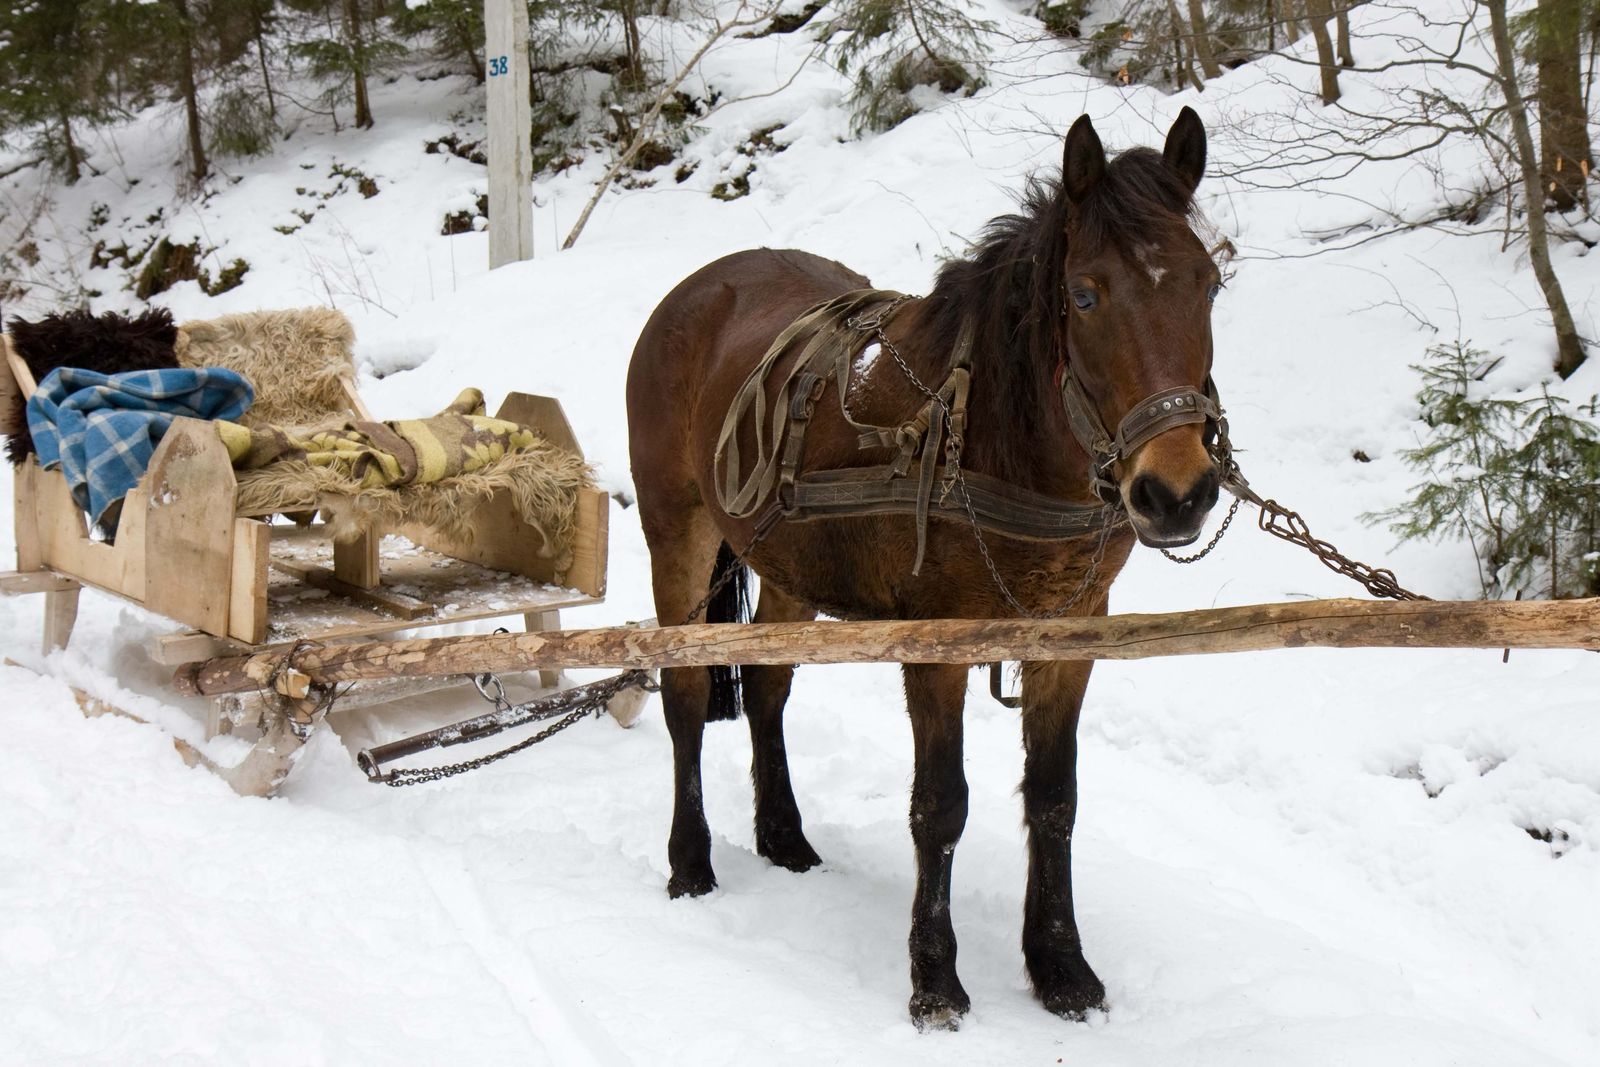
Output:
top-left (2, 1), bottom-right (1598, 1063)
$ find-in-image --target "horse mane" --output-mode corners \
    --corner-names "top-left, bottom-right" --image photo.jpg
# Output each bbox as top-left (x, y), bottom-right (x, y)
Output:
top-left (918, 146), bottom-right (1198, 486)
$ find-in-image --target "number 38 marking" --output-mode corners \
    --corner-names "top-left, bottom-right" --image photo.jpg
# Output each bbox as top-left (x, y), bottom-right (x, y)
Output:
top-left (489, 55), bottom-right (509, 77)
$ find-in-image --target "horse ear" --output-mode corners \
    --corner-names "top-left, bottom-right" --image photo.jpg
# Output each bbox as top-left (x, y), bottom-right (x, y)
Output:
top-left (1163, 106), bottom-right (1206, 195)
top-left (1062, 115), bottom-right (1105, 205)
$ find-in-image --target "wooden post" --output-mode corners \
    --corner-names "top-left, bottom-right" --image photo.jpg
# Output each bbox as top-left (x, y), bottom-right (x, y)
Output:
top-left (42, 587), bottom-right (80, 655)
top-left (525, 609), bottom-right (562, 689)
top-left (484, 0), bottom-right (533, 269)
top-left (175, 597), bottom-right (1600, 698)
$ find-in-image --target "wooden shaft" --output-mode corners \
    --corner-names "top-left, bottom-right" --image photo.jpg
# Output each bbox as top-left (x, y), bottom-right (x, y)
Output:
top-left (174, 597), bottom-right (1600, 697)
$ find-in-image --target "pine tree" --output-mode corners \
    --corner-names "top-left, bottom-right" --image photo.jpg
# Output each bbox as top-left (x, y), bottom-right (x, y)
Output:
top-left (0, 1), bottom-right (116, 183)
top-left (1370, 342), bottom-right (1600, 599)
top-left (288, 0), bottom-right (403, 129)
top-left (823, 0), bottom-right (992, 133)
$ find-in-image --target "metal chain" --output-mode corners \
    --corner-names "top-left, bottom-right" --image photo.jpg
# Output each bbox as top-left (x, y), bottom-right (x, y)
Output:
top-left (373, 669), bottom-right (658, 787)
top-left (1249, 492), bottom-right (1429, 601)
top-left (1161, 496), bottom-right (1242, 564)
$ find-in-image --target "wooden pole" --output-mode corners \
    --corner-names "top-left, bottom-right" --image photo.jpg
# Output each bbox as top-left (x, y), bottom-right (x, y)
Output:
top-left (484, 0), bottom-right (533, 268)
top-left (175, 597), bottom-right (1600, 698)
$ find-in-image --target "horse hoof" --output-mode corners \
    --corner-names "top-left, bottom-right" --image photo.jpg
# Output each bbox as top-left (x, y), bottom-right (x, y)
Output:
top-left (757, 831), bottom-right (822, 873)
top-left (1039, 979), bottom-right (1107, 1021)
top-left (909, 989), bottom-right (970, 1032)
top-left (667, 868), bottom-right (716, 898)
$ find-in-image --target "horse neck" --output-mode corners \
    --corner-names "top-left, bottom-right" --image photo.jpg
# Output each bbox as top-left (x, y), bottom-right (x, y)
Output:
top-left (898, 294), bottom-right (1094, 502)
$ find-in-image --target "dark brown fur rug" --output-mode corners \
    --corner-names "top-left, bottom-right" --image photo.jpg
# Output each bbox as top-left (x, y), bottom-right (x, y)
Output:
top-left (4, 307), bottom-right (180, 465)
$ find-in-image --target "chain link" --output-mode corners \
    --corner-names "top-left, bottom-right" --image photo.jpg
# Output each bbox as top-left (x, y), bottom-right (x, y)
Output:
top-left (1160, 496), bottom-right (1242, 565)
top-left (371, 669), bottom-right (659, 787)
top-left (1250, 494), bottom-right (1429, 601)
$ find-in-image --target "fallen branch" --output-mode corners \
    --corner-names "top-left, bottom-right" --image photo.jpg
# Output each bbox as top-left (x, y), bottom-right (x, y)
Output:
top-left (176, 596), bottom-right (1600, 698)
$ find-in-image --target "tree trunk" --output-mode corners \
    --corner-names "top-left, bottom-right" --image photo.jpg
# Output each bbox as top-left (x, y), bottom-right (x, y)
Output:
top-left (1282, 0), bottom-right (1302, 44)
top-left (1537, 0), bottom-right (1591, 211)
top-left (619, 0), bottom-right (645, 89)
top-left (1169, 3), bottom-right (1200, 90)
top-left (253, 2), bottom-right (277, 118)
top-left (57, 107), bottom-right (81, 184)
top-left (1185, 0), bottom-right (1223, 79)
top-left (1304, 0), bottom-right (1341, 104)
top-left (454, 16), bottom-right (485, 82)
top-left (1336, 4), bottom-right (1353, 67)
top-left (1487, 0), bottom-right (1586, 377)
top-left (344, 0), bottom-right (374, 129)
top-left (172, 0), bottom-right (209, 183)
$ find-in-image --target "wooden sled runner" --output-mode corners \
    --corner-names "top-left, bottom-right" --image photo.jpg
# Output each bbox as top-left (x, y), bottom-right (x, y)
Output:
top-left (1, 315), bottom-right (625, 798)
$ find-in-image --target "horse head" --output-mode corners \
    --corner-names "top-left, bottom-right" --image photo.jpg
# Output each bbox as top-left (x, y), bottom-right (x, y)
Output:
top-left (1058, 107), bottom-right (1225, 548)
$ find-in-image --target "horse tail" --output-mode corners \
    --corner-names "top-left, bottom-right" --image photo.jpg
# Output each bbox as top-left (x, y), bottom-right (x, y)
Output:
top-left (704, 541), bottom-right (751, 722)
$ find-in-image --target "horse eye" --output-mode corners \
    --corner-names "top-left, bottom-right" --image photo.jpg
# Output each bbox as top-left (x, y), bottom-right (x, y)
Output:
top-left (1206, 282), bottom-right (1223, 304)
top-left (1071, 289), bottom-right (1098, 311)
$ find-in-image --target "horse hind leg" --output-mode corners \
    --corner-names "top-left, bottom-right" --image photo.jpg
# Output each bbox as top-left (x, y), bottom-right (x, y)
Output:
top-left (903, 662), bottom-right (972, 1030)
top-left (639, 500), bottom-right (726, 898)
top-left (1019, 658), bottom-right (1106, 1019)
top-left (744, 582), bottom-right (821, 873)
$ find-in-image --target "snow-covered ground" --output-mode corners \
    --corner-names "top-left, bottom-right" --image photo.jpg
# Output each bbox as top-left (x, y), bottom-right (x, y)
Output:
top-left (3, 4), bottom-right (1598, 1064)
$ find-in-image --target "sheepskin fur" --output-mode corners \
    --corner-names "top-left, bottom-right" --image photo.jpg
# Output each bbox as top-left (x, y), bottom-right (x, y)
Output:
top-left (234, 442), bottom-right (594, 574)
top-left (4, 307), bottom-right (179, 465)
top-left (175, 307), bottom-right (356, 427)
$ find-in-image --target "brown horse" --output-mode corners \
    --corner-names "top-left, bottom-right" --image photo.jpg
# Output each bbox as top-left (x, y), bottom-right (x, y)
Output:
top-left (625, 109), bottom-right (1225, 1029)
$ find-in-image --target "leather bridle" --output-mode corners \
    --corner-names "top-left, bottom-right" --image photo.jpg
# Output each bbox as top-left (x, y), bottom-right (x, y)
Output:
top-left (1053, 357), bottom-right (1233, 506)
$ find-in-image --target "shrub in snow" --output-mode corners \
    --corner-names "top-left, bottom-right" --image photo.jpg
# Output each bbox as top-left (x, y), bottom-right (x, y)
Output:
top-left (821, 0), bottom-right (989, 133)
top-left (1370, 341), bottom-right (1600, 599)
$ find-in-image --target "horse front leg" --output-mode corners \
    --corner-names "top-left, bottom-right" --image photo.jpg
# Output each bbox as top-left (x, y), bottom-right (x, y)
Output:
top-left (1019, 658), bottom-right (1106, 1018)
top-left (902, 662), bottom-right (971, 1030)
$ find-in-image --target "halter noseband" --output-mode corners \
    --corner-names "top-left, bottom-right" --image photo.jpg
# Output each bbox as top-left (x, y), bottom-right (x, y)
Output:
top-left (1054, 360), bottom-right (1232, 506)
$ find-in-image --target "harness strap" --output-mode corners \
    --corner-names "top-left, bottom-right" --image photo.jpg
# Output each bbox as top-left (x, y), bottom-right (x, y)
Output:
top-left (714, 289), bottom-right (1122, 569)
top-left (789, 465), bottom-right (1118, 540)
top-left (1057, 358), bottom-right (1228, 504)
top-left (716, 289), bottom-right (898, 518)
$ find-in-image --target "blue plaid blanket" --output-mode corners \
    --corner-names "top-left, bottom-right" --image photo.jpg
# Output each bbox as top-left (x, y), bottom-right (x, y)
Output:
top-left (26, 367), bottom-right (254, 527)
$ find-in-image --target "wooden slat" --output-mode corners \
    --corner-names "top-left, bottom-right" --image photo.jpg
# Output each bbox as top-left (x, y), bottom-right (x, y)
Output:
top-left (332, 529), bottom-right (380, 589)
top-left (13, 461), bottom-right (43, 572)
top-left (178, 596), bottom-right (1600, 698)
top-left (497, 392), bottom-right (582, 458)
top-left (0, 570), bottom-right (81, 595)
top-left (565, 487), bottom-right (608, 599)
top-left (29, 466), bottom-right (147, 599)
top-left (143, 417), bottom-right (239, 636)
top-left (149, 527), bottom-right (601, 666)
top-left (228, 519), bottom-right (270, 645)
top-left (272, 558), bottom-right (435, 619)
top-left (341, 375), bottom-right (376, 421)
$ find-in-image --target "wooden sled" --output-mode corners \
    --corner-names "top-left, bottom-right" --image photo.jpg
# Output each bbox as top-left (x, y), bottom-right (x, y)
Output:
top-left (1, 324), bottom-right (631, 798)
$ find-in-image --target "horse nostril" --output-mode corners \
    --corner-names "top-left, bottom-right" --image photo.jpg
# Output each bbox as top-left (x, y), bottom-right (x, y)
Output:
top-left (1129, 474), bottom-right (1173, 519)
top-left (1176, 471), bottom-right (1219, 516)
top-left (1131, 470), bottom-right (1219, 524)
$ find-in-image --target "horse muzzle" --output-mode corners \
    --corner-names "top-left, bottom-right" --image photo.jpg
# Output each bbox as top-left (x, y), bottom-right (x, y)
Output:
top-left (1122, 463), bottom-right (1221, 547)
